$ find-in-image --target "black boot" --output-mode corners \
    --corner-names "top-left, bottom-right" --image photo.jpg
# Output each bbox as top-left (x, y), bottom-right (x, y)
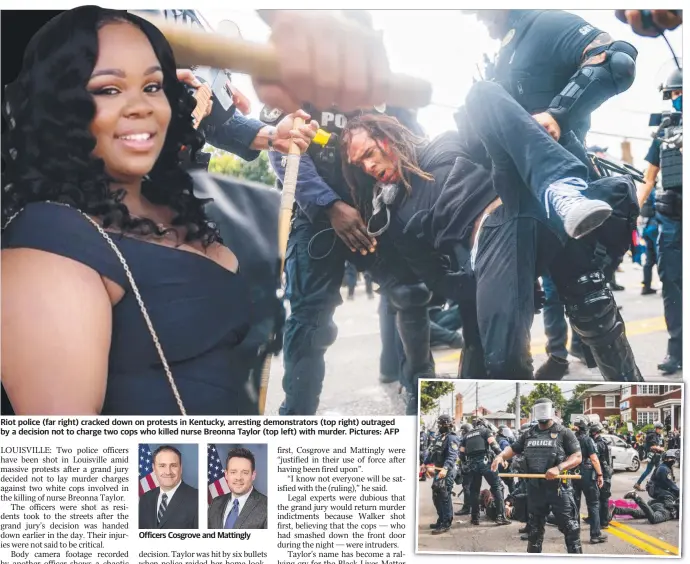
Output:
top-left (495, 515), bottom-right (511, 526)
top-left (588, 332), bottom-right (644, 382)
top-left (590, 535), bottom-right (608, 544)
top-left (431, 522), bottom-right (451, 535)
top-left (658, 355), bottom-right (682, 375)
top-left (535, 355), bottom-right (569, 380)
top-left (630, 495), bottom-right (657, 523)
top-left (455, 507), bottom-right (471, 516)
top-left (471, 515), bottom-right (480, 525)
top-left (518, 525), bottom-right (529, 534)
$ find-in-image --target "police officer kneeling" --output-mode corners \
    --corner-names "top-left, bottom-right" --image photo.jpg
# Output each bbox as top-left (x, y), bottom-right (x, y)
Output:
top-left (492, 399), bottom-right (583, 553)
top-left (462, 418), bottom-right (511, 526)
top-left (424, 415), bottom-right (461, 534)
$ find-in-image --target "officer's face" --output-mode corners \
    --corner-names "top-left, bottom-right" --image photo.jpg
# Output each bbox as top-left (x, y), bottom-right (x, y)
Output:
top-left (473, 10), bottom-right (511, 40)
top-left (153, 450), bottom-right (182, 490)
top-left (224, 456), bottom-right (256, 496)
top-left (346, 129), bottom-right (401, 184)
top-left (671, 90), bottom-right (682, 100)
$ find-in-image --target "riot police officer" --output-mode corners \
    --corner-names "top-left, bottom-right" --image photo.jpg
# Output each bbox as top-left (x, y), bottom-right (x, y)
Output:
top-left (571, 419), bottom-right (606, 543)
top-left (617, 451), bottom-right (680, 524)
top-left (455, 422), bottom-right (474, 516)
top-left (492, 398), bottom-right (583, 553)
top-left (469, 9), bottom-right (638, 381)
top-left (424, 414), bottom-right (461, 534)
top-left (589, 422), bottom-right (613, 529)
top-left (461, 418), bottom-right (510, 525)
top-left (638, 67), bottom-right (683, 375)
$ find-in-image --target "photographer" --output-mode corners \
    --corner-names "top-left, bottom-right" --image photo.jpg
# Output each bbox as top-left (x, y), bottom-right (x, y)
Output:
top-left (638, 67), bottom-right (683, 375)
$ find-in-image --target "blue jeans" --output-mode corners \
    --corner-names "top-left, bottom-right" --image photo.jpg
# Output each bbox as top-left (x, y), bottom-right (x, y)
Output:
top-left (656, 212), bottom-right (682, 359)
top-left (281, 217), bottom-right (346, 415)
top-left (636, 456), bottom-right (660, 485)
top-left (542, 275), bottom-right (582, 360)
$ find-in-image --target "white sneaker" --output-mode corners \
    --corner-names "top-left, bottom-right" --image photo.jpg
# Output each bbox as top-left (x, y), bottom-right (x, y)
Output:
top-left (544, 177), bottom-right (612, 239)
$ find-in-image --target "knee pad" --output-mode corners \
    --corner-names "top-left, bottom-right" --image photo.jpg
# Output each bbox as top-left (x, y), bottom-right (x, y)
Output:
top-left (548, 41), bottom-right (637, 130)
top-left (562, 271), bottom-right (622, 345)
top-left (387, 282), bottom-right (432, 310)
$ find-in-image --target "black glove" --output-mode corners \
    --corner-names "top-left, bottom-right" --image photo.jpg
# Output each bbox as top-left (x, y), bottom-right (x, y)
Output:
top-left (534, 280), bottom-right (546, 314)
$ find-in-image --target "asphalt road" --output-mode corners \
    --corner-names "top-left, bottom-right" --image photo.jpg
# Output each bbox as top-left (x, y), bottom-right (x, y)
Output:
top-left (264, 257), bottom-right (681, 416)
top-left (416, 464), bottom-right (681, 556)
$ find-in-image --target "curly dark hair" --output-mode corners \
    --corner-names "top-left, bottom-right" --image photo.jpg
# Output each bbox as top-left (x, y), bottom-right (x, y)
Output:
top-left (1, 6), bottom-right (220, 246)
top-left (340, 113), bottom-right (432, 221)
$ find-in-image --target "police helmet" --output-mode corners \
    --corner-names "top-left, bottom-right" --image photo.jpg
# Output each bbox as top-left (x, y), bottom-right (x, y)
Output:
top-left (662, 450), bottom-right (678, 462)
top-left (589, 422), bottom-right (604, 435)
top-left (573, 417), bottom-right (589, 431)
top-left (661, 67), bottom-right (683, 99)
top-left (520, 422), bottom-right (532, 432)
top-left (654, 422), bottom-right (665, 430)
top-left (473, 417), bottom-right (488, 428)
top-left (437, 414), bottom-right (453, 430)
top-left (499, 425), bottom-right (515, 441)
top-left (533, 398), bottom-right (554, 423)
top-left (460, 423), bottom-right (474, 434)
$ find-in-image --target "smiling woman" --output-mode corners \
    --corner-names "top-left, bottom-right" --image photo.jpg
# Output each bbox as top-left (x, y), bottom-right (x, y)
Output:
top-left (0, 7), bottom-right (269, 416)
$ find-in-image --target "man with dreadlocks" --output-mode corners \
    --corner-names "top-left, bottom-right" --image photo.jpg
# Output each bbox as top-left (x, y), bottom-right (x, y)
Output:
top-left (340, 80), bottom-right (643, 381)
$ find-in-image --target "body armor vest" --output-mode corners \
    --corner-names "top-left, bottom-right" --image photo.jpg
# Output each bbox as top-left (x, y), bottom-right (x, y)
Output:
top-left (576, 433), bottom-right (593, 468)
top-left (430, 434), bottom-right (447, 467)
top-left (464, 429), bottom-right (488, 458)
top-left (523, 425), bottom-right (566, 474)
top-left (595, 436), bottom-right (612, 468)
top-left (660, 147), bottom-right (682, 191)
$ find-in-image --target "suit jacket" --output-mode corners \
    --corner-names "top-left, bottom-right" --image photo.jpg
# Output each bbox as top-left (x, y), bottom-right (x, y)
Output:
top-left (208, 488), bottom-right (268, 529)
top-left (139, 482), bottom-right (199, 529)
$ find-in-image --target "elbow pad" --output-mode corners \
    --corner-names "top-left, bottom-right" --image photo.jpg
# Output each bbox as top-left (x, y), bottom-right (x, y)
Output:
top-left (548, 41), bottom-right (638, 131)
top-left (491, 443), bottom-right (502, 456)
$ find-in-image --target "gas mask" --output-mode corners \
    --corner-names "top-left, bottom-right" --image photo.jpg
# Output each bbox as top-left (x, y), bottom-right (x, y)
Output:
top-left (532, 400), bottom-right (553, 424)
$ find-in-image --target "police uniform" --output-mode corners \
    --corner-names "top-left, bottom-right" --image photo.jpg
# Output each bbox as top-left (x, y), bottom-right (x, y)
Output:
top-left (425, 427), bottom-right (461, 530)
top-left (572, 428), bottom-right (602, 540)
top-left (511, 422), bottom-right (582, 553)
top-left (592, 431), bottom-right (613, 527)
top-left (616, 457), bottom-right (679, 524)
top-left (454, 426), bottom-right (474, 516)
top-left (487, 10), bottom-right (640, 381)
top-left (463, 425), bottom-right (506, 523)
top-left (646, 128), bottom-right (682, 371)
top-left (262, 103), bottom-right (429, 415)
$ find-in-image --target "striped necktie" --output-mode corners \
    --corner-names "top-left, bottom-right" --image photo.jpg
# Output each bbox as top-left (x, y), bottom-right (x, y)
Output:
top-left (157, 493), bottom-right (168, 525)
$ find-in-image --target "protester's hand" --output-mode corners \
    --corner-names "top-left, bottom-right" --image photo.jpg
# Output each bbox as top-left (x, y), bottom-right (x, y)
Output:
top-left (177, 69), bottom-right (213, 120)
top-left (425, 464), bottom-right (436, 478)
top-left (597, 475), bottom-right (604, 489)
top-left (545, 466), bottom-right (561, 480)
top-left (615, 10), bottom-right (682, 37)
top-left (491, 455), bottom-right (503, 473)
top-left (273, 109), bottom-right (319, 154)
top-left (254, 10), bottom-right (391, 112)
top-left (326, 201), bottom-right (377, 254)
top-left (438, 468), bottom-right (448, 480)
top-left (533, 112), bottom-right (561, 141)
top-left (228, 82), bottom-right (252, 115)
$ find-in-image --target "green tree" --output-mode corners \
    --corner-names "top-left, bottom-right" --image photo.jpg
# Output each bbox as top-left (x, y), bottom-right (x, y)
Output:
top-left (562, 397), bottom-right (583, 426)
top-left (420, 381), bottom-right (455, 415)
top-left (506, 395), bottom-right (530, 419)
top-left (208, 148), bottom-right (277, 186)
top-left (573, 384), bottom-right (597, 398)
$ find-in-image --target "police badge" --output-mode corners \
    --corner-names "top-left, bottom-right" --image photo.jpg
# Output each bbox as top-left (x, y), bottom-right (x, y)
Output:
top-left (451, 443), bottom-right (459, 451)
top-left (551, 432), bottom-right (558, 439)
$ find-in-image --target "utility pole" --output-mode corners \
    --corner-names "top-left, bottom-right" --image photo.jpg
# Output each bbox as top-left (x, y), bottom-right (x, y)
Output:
top-left (515, 383), bottom-right (521, 430)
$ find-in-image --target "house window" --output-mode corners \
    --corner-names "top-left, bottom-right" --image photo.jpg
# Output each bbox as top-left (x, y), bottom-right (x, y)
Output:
top-left (621, 410), bottom-right (632, 422)
top-left (621, 385), bottom-right (632, 399)
top-left (637, 409), bottom-right (659, 426)
top-left (605, 395), bottom-right (616, 408)
top-left (637, 385), bottom-right (662, 396)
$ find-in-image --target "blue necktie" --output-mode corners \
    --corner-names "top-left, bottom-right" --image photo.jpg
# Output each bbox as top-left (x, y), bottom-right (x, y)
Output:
top-left (224, 499), bottom-right (239, 529)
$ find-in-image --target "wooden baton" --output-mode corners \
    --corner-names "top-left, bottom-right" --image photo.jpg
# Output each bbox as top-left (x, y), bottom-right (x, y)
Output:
top-left (133, 12), bottom-right (432, 109)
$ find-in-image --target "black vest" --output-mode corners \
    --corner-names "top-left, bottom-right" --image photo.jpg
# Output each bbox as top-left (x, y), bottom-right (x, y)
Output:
top-left (594, 435), bottom-right (612, 468)
top-left (430, 433), bottom-right (448, 467)
top-left (464, 429), bottom-right (488, 458)
top-left (660, 147), bottom-right (682, 191)
top-left (523, 424), bottom-right (567, 474)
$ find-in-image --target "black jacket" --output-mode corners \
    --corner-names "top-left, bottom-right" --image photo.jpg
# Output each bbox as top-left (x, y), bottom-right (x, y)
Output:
top-left (139, 482), bottom-right (199, 529)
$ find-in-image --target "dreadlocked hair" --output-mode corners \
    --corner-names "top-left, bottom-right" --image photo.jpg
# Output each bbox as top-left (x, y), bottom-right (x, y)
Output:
top-left (1, 7), bottom-right (220, 247)
top-left (341, 113), bottom-right (433, 222)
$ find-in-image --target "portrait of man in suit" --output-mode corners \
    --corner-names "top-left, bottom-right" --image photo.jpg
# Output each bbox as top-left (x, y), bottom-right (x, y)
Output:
top-left (208, 447), bottom-right (268, 529)
top-left (139, 445), bottom-right (199, 529)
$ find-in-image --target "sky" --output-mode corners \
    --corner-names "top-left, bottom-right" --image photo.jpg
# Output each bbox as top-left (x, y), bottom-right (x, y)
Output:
top-left (199, 8), bottom-right (682, 168)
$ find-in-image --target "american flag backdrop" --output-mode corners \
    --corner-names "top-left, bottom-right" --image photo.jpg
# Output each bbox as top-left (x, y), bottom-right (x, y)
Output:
top-left (208, 444), bottom-right (230, 504)
top-left (138, 444), bottom-right (159, 496)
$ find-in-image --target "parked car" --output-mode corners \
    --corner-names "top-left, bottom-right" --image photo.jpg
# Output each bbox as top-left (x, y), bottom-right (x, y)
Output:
top-left (602, 434), bottom-right (641, 472)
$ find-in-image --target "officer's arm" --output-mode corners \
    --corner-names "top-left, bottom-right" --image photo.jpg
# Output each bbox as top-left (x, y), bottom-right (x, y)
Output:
top-left (202, 114), bottom-right (264, 162)
top-left (557, 431), bottom-right (583, 472)
top-left (487, 436), bottom-right (503, 456)
top-left (589, 450), bottom-right (603, 477)
top-left (444, 438), bottom-right (460, 470)
top-left (638, 165), bottom-right (660, 208)
top-left (267, 151), bottom-right (341, 223)
top-left (546, 31), bottom-right (637, 132)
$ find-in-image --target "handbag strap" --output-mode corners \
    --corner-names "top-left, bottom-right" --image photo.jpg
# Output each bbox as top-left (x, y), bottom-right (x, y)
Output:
top-left (3, 202), bottom-right (187, 415)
